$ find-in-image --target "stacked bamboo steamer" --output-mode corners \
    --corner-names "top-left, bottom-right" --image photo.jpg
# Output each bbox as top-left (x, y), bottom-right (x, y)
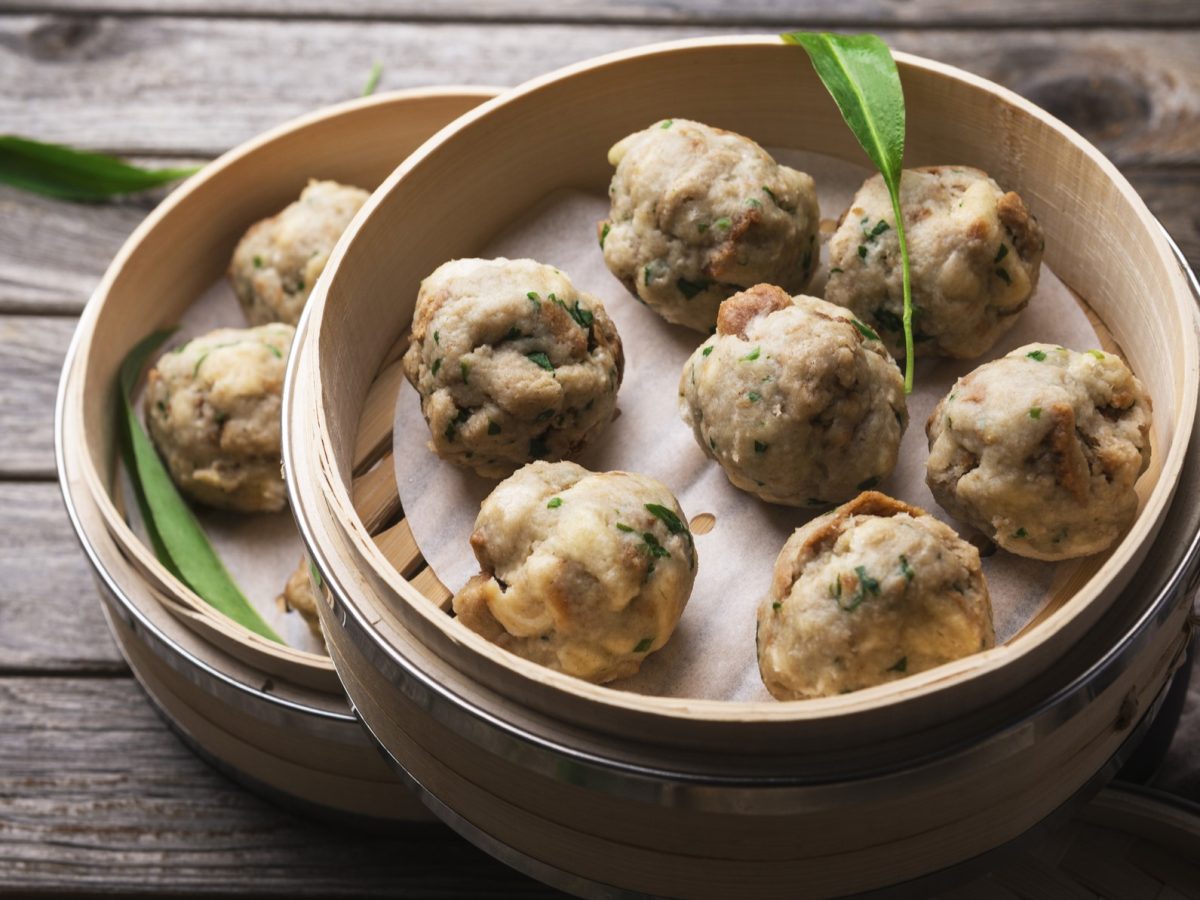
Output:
top-left (284, 37), bottom-right (1200, 896)
top-left (55, 87), bottom-right (499, 822)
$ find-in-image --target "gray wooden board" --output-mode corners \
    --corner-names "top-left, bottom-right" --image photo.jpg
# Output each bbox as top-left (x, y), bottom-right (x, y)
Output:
top-left (0, 483), bottom-right (125, 673)
top-left (0, 17), bottom-right (1195, 164)
top-left (5, 0), bottom-right (1199, 26)
top-left (0, 676), bottom-right (564, 897)
top-left (0, 316), bottom-right (75, 477)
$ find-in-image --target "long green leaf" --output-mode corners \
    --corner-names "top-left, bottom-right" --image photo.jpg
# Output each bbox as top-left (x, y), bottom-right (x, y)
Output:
top-left (782, 32), bottom-right (916, 393)
top-left (0, 135), bottom-right (199, 202)
top-left (118, 331), bottom-right (283, 643)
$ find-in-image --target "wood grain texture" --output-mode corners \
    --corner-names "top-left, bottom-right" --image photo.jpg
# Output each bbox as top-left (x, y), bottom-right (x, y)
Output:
top-left (0, 676), bottom-right (562, 897)
top-left (5, 0), bottom-right (1199, 26)
top-left (0, 17), bottom-right (1195, 164)
top-left (0, 483), bottom-right (125, 673)
top-left (0, 316), bottom-right (74, 476)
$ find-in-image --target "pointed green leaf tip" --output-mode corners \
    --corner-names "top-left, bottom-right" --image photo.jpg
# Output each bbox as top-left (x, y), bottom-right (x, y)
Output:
top-left (0, 135), bottom-right (199, 202)
top-left (119, 331), bottom-right (283, 643)
top-left (781, 31), bottom-right (916, 393)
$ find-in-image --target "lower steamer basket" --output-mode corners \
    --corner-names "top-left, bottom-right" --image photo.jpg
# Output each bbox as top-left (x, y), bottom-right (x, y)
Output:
top-left (286, 38), bottom-right (1200, 897)
top-left (54, 88), bottom-right (501, 823)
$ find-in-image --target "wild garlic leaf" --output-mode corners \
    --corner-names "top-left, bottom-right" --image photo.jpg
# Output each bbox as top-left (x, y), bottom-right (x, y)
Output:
top-left (119, 331), bottom-right (283, 643)
top-left (782, 31), bottom-right (916, 392)
top-left (0, 135), bottom-right (199, 202)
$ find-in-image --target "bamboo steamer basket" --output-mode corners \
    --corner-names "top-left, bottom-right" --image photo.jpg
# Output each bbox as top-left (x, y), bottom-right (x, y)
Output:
top-left (284, 37), bottom-right (1200, 894)
top-left (55, 87), bottom-right (499, 821)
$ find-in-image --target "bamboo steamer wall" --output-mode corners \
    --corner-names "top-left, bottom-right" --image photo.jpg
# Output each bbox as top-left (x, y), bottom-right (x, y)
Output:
top-left (284, 37), bottom-right (1200, 895)
top-left (55, 88), bottom-right (499, 821)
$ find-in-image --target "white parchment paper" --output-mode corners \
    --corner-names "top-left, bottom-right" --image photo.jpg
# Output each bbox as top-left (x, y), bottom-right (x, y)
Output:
top-left (124, 279), bottom-right (320, 654)
top-left (394, 150), bottom-right (1104, 701)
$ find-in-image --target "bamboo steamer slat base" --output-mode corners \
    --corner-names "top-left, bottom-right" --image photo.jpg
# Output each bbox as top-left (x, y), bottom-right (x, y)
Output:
top-left (55, 87), bottom-right (500, 821)
top-left (285, 37), bottom-right (1200, 896)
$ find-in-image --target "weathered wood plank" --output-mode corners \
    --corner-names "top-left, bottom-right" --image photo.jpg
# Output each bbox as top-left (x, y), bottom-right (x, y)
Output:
top-left (0, 676), bottom-right (562, 896)
top-left (0, 483), bottom-right (125, 673)
top-left (0, 17), bottom-right (1195, 165)
top-left (0, 316), bottom-right (75, 477)
top-left (4, 0), bottom-right (1198, 26)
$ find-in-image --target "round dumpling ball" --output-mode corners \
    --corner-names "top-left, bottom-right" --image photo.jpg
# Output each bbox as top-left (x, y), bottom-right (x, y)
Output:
top-left (144, 323), bottom-right (293, 512)
top-left (279, 557), bottom-right (323, 643)
top-left (229, 179), bottom-right (369, 325)
top-left (756, 492), bottom-right (993, 700)
top-left (926, 344), bottom-right (1152, 560)
top-left (402, 258), bottom-right (623, 478)
top-left (679, 284), bottom-right (907, 507)
top-left (824, 166), bottom-right (1045, 359)
top-left (600, 118), bottom-right (820, 333)
top-left (453, 461), bottom-right (696, 683)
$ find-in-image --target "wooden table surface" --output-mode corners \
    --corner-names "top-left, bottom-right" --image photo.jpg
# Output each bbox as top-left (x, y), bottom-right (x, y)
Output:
top-left (1, 1), bottom-right (1198, 896)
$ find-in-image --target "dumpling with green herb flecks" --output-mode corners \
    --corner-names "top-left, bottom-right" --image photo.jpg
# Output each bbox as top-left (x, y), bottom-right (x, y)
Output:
top-left (229, 179), bottom-right (369, 326)
top-left (679, 284), bottom-right (907, 508)
top-left (600, 118), bottom-right (820, 333)
top-left (926, 343), bottom-right (1152, 560)
top-left (144, 323), bottom-right (293, 513)
top-left (757, 492), bottom-right (993, 700)
top-left (824, 166), bottom-right (1044, 359)
top-left (453, 461), bottom-right (696, 684)
top-left (402, 258), bottom-right (623, 478)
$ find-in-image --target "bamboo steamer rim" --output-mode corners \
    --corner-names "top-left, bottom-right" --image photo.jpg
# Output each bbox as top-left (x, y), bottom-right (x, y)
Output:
top-left (292, 35), bottom-right (1199, 727)
top-left (60, 87), bottom-right (501, 691)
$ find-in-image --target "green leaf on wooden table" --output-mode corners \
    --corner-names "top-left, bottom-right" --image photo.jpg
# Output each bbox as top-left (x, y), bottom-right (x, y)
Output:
top-left (118, 331), bottom-right (283, 643)
top-left (781, 31), bottom-right (916, 393)
top-left (0, 135), bottom-right (199, 202)
top-left (362, 61), bottom-right (384, 96)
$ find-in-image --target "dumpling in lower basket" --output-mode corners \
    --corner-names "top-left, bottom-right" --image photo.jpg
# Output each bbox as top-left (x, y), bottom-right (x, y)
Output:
top-left (756, 492), bottom-right (994, 700)
top-left (452, 461), bottom-right (696, 684)
top-left (144, 323), bottom-right (293, 513)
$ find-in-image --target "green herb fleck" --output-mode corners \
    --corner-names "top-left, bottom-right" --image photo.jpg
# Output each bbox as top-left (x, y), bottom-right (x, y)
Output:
top-left (715, 217), bottom-right (731, 230)
top-left (702, 345), bottom-right (714, 357)
top-left (1026, 349), bottom-right (1047, 362)
top-left (995, 267), bottom-right (1011, 285)
top-left (994, 243), bottom-right (1008, 263)
top-left (361, 60), bottom-right (383, 96)
top-left (869, 219), bottom-right (890, 238)
top-left (634, 637), bottom-right (654, 653)
top-left (747, 197), bottom-right (762, 208)
top-left (615, 523), bottom-right (635, 533)
top-left (852, 319), bottom-right (880, 341)
top-left (553, 295), bottom-right (595, 329)
top-left (526, 351), bottom-right (554, 371)
top-left (262, 343), bottom-right (282, 359)
top-left (899, 555), bottom-right (914, 582)
top-left (829, 267), bottom-right (843, 274)
top-left (1088, 349), bottom-right (1106, 360)
top-left (660, 119), bottom-right (673, 129)
top-left (741, 346), bottom-right (761, 362)
top-left (858, 244), bottom-right (868, 259)
top-left (527, 291), bottom-right (541, 310)
top-left (697, 222), bottom-right (710, 233)
top-left (754, 440), bottom-right (768, 453)
top-left (547, 497), bottom-right (563, 509)
top-left (1029, 406), bottom-right (1042, 420)
top-left (772, 601), bottom-right (782, 612)
top-left (252, 254), bottom-right (263, 269)
top-left (747, 390), bottom-right (761, 403)
top-left (1013, 527), bottom-right (1029, 539)
top-left (887, 656), bottom-right (908, 673)
top-left (645, 503), bottom-right (687, 535)
top-left (460, 361), bottom-right (470, 382)
top-left (431, 358), bottom-right (442, 376)
top-left (599, 223), bottom-right (610, 248)
top-left (433, 330), bottom-right (440, 345)
top-left (641, 532), bottom-right (671, 559)
top-left (837, 565), bottom-right (880, 612)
